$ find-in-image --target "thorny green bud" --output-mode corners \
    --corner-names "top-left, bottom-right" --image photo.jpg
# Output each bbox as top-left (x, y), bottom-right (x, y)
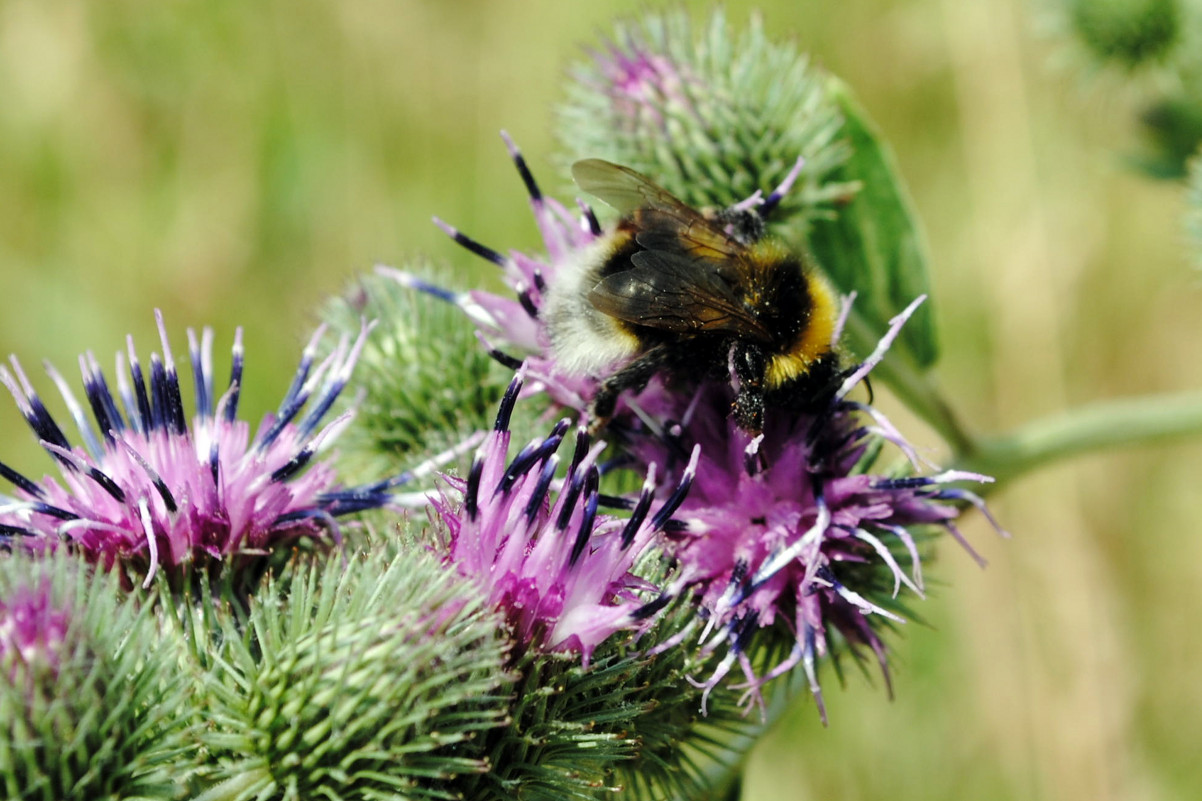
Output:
top-left (185, 547), bottom-right (514, 801)
top-left (555, 9), bottom-right (854, 241)
top-left (0, 553), bottom-right (192, 801)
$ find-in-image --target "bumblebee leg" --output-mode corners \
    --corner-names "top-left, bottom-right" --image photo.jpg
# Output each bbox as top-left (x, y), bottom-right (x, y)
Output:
top-left (591, 344), bottom-right (673, 432)
top-left (732, 343), bottom-right (767, 434)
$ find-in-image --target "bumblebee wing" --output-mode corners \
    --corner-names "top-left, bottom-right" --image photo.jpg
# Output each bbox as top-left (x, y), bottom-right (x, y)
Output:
top-left (628, 207), bottom-right (745, 263)
top-left (588, 248), bottom-right (771, 338)
top-left (572, 159), bottom-right (715, 219)
top-left (573, 158), bottom-right (746, 252)
top-left (575, 159), bottom-right (767, 336)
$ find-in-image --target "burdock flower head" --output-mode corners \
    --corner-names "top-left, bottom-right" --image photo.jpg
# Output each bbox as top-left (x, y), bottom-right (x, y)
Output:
top-left (0, 552), bottom-right (193, 798)
top-left (391, 138), bottom-right (1003, 719)
top-left (628, 302), bottom-right (1006, 720)
top-left (0, 578), bottom-right (69, 683)
top-left (558, 10), bottom-right (854, 232)
top-left (0, 311), bottom-right (401, 587)
top-left (432, 371), bottom-right (697, 663)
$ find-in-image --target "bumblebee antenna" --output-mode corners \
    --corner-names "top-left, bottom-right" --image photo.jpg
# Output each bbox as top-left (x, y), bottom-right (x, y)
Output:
top-left (756, 155), bottom-right (805, 220)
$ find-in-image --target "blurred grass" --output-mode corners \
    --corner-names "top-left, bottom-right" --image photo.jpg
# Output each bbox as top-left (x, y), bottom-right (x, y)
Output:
top-left (0, 1), bottom-right (1199, 800)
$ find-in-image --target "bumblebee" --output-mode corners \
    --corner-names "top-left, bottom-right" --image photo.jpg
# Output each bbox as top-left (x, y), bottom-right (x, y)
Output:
top-left (544, 159), bottom-right (841, 434)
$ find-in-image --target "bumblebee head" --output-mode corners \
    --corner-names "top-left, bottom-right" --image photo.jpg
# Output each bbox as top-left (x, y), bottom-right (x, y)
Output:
top-left (708, 206), bottom-right (766, 246)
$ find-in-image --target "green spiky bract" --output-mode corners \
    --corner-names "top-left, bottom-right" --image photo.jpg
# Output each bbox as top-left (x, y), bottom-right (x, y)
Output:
top-left (453, 601), bottom-right (757, 801)
top-left (556, 10), bottom-right (852, 238)
top-left (321, 266), bottom-right (516, 485)
top-left (0, 552), bottom-right (194, 801)
top-left (180, 543), bottom-right (514, 801)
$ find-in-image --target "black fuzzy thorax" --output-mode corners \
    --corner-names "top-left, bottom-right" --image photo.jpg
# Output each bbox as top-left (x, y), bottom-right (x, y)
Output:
top-left (596, 219), bottom-right (818, 362)
top-left (583, 214), bottom-right (839, 432)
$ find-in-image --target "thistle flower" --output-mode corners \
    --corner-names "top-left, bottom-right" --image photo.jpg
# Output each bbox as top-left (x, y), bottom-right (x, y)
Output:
top-left (0, 577), bottom-right (68, 684)
top-left (188, 547), bottom-right (513, 801)
top-left (398, 135), bottom-right (1003, 720)
top-left (557, 10), bottom-right (854, 234)
top-left (426, 376), bottom-right (761, 800)
top-left (1050, 0), bottom-right (1202, 179)
top-left (1067, 0), bottom-right (1182, 70)
top-left (555, 10), bottom-right (944, 370)
top-left (626, 301), bottom-right (1006, 721)
top-left (379, 132), bottom-right (600, 420)
top-left (0, 553), bottom-right (191, 799)
top-left (0, 311), bottom-right (401, 587)
top-left (321, 267), bottom-right (512, 484)
top-left (432, 371), bottom-right (697, 663)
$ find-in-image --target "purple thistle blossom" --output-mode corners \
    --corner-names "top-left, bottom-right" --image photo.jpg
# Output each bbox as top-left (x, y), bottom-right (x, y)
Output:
top-left (391, 139), bottom-right (1004, 718)
top-left (0, 311), bottom-right (404, 587)
top-left (432, 371), bottom-right (698, 664)
top-left (0, 579), bottom-right (69, 682)
top-left (580, 34), bottom-right (699, 135)
top-left (628, 302), bottom-right (1007, 721)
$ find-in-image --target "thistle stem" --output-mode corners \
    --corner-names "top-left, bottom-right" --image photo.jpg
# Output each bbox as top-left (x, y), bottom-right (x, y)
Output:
top-left (955, 389), bottom-right (1202, 487)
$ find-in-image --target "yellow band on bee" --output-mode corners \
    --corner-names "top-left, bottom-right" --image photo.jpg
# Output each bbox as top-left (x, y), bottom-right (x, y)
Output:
top-left (766, 272), bottom-right (838, 389)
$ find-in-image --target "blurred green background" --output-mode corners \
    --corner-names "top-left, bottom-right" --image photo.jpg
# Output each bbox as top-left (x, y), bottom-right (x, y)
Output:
top-left (0, 1), bottom-right (1198, 799)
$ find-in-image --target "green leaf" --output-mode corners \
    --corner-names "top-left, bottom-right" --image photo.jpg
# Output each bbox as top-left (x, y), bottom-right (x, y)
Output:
top-left (807, 76), bottom-right (939, 369)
